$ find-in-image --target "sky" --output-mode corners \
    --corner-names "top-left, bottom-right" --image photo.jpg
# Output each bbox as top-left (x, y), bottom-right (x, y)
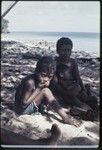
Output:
top-left (2, 1), bottom-right (100, 33)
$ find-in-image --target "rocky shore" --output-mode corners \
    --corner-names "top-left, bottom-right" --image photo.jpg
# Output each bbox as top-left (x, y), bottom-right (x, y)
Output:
top-left (1, 39), bottom-right (100, 146)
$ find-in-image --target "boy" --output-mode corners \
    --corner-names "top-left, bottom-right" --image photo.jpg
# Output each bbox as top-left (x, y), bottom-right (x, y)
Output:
top-left (15, 56), bottom-right (80, 126)
top-left (50, 37), bottom-right (98, 117)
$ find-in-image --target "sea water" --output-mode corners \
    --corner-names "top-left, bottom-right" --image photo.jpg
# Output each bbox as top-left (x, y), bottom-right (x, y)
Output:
top-left (3, 31), bottom-right (100, 57)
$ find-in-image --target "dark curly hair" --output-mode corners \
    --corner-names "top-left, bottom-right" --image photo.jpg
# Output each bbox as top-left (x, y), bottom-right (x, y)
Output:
top-left (56, 37), bottom-right (73, 53)
top-left (35, 56), bottom-right (56, 75)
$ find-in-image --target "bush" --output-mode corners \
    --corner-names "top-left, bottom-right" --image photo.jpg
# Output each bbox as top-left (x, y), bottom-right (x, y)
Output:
top-left (1, 18), bottom-right (9, 33)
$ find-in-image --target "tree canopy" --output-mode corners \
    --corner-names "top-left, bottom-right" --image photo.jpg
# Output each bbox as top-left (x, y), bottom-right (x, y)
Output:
top-left (1, 18), bottom-right (9, 33)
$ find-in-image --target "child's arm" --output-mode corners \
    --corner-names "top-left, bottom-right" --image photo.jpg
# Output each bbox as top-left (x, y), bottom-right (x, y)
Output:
top-left (21, 80), bottom-right (41, 107)
top-left (22, 79), bottom-right (50, 107)
top-left (73, 60), bottom-right (85, 92)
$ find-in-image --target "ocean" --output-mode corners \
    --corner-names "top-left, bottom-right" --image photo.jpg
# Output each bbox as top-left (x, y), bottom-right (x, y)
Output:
top-left (3, 31), bottom-right (100, 57)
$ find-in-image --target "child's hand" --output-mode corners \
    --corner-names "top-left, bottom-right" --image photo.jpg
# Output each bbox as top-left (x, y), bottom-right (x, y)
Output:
top-left (38, 82), bottom-right (46, 89)
top-left (44, 80), bottom-right (50, 87)
top-left (38, 81), bottom-right (50, 89)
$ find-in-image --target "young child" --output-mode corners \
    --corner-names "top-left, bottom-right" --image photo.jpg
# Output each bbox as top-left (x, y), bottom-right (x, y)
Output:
top-left (15, 56), bottom-right (80, 126)
top-left (50, 37), bottom-right (98, 118)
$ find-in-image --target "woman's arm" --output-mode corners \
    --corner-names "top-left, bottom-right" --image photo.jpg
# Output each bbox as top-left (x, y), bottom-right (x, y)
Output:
top-left (73, 60), bottom-right (85, 91)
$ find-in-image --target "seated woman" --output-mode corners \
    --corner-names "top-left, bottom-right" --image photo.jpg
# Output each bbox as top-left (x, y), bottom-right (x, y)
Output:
top-left (49, 37), bottom-right (98, 121)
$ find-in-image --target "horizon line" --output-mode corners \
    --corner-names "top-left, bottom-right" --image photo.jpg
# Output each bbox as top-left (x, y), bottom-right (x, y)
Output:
top-left (9, 31), bottom-right (100, 34)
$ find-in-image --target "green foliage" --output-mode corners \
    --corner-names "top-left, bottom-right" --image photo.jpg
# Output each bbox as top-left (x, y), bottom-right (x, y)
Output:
top-left (1, 18), bottom-right (9, 33)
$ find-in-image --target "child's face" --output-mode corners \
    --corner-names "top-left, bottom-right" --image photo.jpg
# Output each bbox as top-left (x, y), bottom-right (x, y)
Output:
top-left (60, 70), bottom-right (70, 80)
top-left (58, 44), bottom-right (72, 59)
top-left (38, 72), bottom-right (54, 83)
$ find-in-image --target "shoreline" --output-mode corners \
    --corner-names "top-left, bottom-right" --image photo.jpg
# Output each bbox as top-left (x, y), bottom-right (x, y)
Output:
top-left (1, 33), bottom-right (100, 57)
top-left (1, 38), bottom-right (100, 58)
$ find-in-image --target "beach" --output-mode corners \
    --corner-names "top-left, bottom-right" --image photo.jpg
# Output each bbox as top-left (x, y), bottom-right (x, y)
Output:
top-left (1, 38), bottom-right (100, 147)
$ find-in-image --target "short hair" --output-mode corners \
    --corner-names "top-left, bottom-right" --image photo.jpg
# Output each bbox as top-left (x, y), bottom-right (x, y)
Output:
top-left (35, 56), bottom-right (56, 75)
top-left (56, 37), bottom-right (73, 53)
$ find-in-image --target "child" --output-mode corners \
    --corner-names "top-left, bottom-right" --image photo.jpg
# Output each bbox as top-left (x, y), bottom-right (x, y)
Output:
top-left (15, 56), bottom-right (80, 126)
top-left (50, 37), bottom-right (98, 118)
